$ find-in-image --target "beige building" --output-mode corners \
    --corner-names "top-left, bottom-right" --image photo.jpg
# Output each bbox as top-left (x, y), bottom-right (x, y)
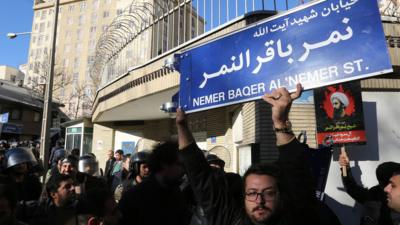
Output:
top-left (26, 0), bottom-right (203, 120)
top-left (0, 65), bottom-right (24, 85)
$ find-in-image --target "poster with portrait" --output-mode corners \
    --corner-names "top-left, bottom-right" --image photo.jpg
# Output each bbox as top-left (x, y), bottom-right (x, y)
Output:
top-left (314, 81), bottom-right (366, 146)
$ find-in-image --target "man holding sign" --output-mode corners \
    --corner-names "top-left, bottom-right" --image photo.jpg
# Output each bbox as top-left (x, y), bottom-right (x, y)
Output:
top-left (177, 84), bottom-right (322, 225)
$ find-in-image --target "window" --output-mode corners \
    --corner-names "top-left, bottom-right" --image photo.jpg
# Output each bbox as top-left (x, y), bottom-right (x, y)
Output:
top-left (92, 0), bottom-right (99, 9)
top-left (47, 21), bottom-right (51, 28)
top-left (80, 2), bottom-right (86, 11)
top-left (34, 23), bottom-right (39, 31)
top-left (32, 36), bottom-right (37, 43)
top-left (75, 43), bottom-right (83, 53)
top-left (68, 4), bottom-right (75, 12)
top-left (102, 25), bottom-right (108, 31)
top-left (35, 11), bottom-right (41, 18)
top-left (74, 57), bottom-right (80, 69)
top-left (45, 35), bottom-right (49, 42)
top-left (30, 49), bottom-right (35, 57)
top-left (49, 8), bottom-right (54, 15)
top-left (67, 17), bottom-right (73, 25)
top-left (103, 11), bottom-right (109, 18)
top-left (37, 35), bottom-right (43, 46)
top-left (41, 9), bottom-right (47, 20)
top-left (11, 75), bottom-right (16, 83)
top-left (34, 112), bottom-right (41, 122)
top-left (78, 15), bottom-right (85, 26)
top-left (90, 26), bottom-right (96, 34)
top-left (76, 29), bottom-right (83, 41)
top-left (91, 13), bottom-right (98, 23)
top-left (73, 72), bottom-right (79, 82)
top-left (39, 22), bottom-right (45, 32)
top-left (117, 9), bottom-right (123, 15)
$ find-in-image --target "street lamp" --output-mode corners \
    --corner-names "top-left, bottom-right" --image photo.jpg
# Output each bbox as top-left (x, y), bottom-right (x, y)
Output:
top-left (8, 0), bottom-right (60, 181)
top-left (6, 32), bottom-right (33, 39)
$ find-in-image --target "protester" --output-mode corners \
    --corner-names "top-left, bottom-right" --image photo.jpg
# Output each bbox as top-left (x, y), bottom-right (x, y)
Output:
top-left (19, 173), bottom-right (77, 225)
top-left (60, 155), bottom-right (106, 195)
top-left (104, 150), bottom-right (115, 178)
top-left (384, 163), bottom-right (400, 215)
top-left (205, 153), bottom-right (243, 206)
top-left (111, 150), bottom-right (123, 176)
top-left (76, 188), bottom-right (121, 225)
top-left (111, 154), bottom-right (131, 196)
top-left (339, 152), bottom-right (397, 225)
top-left (119, 142), bottom-right (191, 225)
top-left (0, 182), bottom-right (27, 225)
top-left (176, 84), bottom-right (320, 225)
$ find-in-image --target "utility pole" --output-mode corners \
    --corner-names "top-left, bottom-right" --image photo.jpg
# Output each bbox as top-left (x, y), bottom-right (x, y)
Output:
top-left (40, 0), bottom-right (60, 181)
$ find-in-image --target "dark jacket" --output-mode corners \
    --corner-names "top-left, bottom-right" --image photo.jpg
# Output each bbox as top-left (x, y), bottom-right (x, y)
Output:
top-left (17, 199), bottom-right (78, 225)
top-left (105, 158), bottom-right (116, 178)
top-left (341, 168), bottom-right (393, 225)
top-left (180, 139), bottom-right (319, 225)
top-left (119, 175), bottom-right (191, 225)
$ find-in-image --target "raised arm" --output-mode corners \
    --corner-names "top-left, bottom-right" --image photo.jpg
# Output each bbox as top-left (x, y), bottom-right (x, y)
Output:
top-left (339, 151), bottom-right (369, 203)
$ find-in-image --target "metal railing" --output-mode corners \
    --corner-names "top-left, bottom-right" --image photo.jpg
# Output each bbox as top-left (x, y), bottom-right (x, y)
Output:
top-left (91, 0), bottom-right (307, 87)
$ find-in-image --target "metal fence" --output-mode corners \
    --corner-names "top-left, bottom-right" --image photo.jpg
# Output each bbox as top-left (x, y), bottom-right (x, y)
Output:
top-left (91, 0), bottom-right (308, 87)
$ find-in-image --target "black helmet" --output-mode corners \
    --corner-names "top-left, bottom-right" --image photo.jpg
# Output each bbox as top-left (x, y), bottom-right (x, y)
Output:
top-left (52, 148), bottom-right (67, 165)
top-left (5, 147), bottom-right (37, 169)
top-left (206, 154), bottom-right (225, 169)
top-left (130, 151), bottom-right (151, 174)
top-left (78, 154), bottom-right (99, 176)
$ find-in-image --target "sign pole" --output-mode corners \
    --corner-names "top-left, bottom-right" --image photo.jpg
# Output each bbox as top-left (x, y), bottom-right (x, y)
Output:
top-left (340, 145), bottom-right (347, 177)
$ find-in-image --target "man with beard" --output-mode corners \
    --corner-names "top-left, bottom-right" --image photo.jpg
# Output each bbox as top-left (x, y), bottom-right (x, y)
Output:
top-left (330, 92), bottom-right (349, 120)
top-left (384, 164), bottom-right (400, 224)
top-left (60, 155), bottom-right (106, 195)
top-left (176, 84), bottom-right (319, 225)
top-left (21, 173), bottom-right (78, 225)
top-left (118, 142), bottom-right (191, 225)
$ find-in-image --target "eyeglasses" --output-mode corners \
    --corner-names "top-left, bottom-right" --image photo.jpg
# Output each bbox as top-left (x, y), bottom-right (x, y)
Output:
top-left (245, 189), bottom-right (278, 202)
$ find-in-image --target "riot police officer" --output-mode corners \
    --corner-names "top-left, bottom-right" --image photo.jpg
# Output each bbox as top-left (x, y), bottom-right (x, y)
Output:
top-left (4, 147), bottom-right (42, 201)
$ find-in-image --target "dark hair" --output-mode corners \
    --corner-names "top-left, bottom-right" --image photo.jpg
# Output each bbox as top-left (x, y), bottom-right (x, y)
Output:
top-left (376, 162), bottom-right (400, 187)
top-left (115, 150), bottom-right (124, 155)
top-left (77, 188), bottom-right (113, 217)
top-left (243, 163), bottom-right (281, 188)
top-left (71, 148), bottom-right (80, 156)
top-left (46, 173), bottom-right (73, 196)
top-left (0, 182), bottom-right (17, 210)
top-left (147, 141), bottom-right (179, 174)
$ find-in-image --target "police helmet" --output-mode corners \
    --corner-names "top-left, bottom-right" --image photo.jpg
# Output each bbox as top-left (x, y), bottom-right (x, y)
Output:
top-left (78, 154), bottom-right (99, 176)
top-left (5, 147), bottom-right (37, 169)
top-left (130, 151), bottom-right (151, 174)
top-left (206, 154), bottom-right (225, 169)
top-left (52, 149), bottom-right (67, 164)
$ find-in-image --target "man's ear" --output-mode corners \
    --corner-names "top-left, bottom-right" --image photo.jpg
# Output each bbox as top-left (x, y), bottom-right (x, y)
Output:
top-left (88, 217), bottom-right (100, 225)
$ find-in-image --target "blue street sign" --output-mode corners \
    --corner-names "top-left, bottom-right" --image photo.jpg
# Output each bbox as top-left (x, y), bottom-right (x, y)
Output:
top-left (177, 0), bottom-right (392, 113)
top-left (0, 113), bottom-right (9, 123)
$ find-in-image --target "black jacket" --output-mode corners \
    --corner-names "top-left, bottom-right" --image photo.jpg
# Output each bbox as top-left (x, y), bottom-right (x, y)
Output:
top-left (341, 168), bottom-right (393, 225)
top-left (180, 139), bottom-right (320, 225)
top-left (119, 175), bottom-right (191, 225)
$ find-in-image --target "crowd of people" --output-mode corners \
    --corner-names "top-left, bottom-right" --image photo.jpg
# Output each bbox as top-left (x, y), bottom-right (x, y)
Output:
top-left (0, 85), bottom-right (399, 225)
